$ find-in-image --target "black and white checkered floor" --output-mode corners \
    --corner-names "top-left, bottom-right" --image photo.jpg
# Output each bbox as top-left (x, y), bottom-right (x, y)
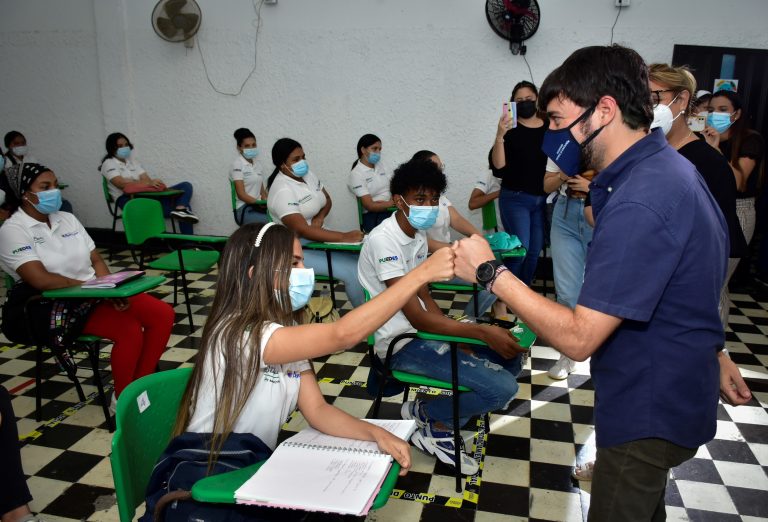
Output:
top-left (1, 248), bottom-right (767, 522)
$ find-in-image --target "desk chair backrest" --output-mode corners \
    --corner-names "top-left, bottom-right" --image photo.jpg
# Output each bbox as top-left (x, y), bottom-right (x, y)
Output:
top-left (229, 180), bottom-right (238, 213)
top-left (123, 198), bottom-right (166, 246)
top-left (102, 176), bottom-right (119, 215)
top-left (481, 200), bottom-right (498, 232)
top-left (111, 367), bottom-right (193, 522)
top-left (357, 198), bottom-right (364, 229)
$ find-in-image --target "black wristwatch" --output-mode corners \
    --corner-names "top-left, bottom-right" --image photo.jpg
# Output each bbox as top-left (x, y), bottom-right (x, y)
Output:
top-left (476, 259), bottom-right (505, 291)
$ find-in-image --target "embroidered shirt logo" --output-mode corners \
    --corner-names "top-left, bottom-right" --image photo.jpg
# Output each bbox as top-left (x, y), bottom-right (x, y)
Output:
top-left (378, 255), bottom-right (399, 263)
top-left (12, 245), bottom-right (32, 254)
top-left (61, 232), bottom-right (79, 238)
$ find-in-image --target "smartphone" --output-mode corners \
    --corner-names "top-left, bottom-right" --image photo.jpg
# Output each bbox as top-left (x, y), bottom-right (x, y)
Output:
top-left (688, 114), bottom-right (706, 132)
top-left (503, 101), bottom-right (518, 129)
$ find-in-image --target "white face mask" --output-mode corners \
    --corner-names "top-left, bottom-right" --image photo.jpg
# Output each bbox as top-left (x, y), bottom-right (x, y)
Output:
top-left (651, 92), bottom-right (683, 136)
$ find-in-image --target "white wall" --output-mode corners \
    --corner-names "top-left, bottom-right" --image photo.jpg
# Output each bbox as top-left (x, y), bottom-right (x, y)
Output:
top-left (1, 0), bottom-right (767, 234)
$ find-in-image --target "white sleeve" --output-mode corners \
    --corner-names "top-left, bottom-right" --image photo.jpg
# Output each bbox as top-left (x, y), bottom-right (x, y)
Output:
top-left (101, 158), bottom-right (121, 181)
top-left (348, 167), bottom-right (369, 197)
top-left (267, 185), bottom-right (302, 221)
top-left (259, 322), bottom-right (311, 373)
top-left (546, 157), bottom-right (561, 173)
top-left (0, 222), bottom-right (39, 273)
top-left (230, 159), bottom-right (244, 182)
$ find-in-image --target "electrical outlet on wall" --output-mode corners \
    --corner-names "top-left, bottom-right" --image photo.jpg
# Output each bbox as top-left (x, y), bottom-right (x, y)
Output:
top-left (615, 0), bottom-right (630, 6)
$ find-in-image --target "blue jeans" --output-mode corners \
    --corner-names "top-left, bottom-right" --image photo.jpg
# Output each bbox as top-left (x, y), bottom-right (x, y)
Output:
top-left (498, 189), bottom-right (545, 285)
top-left (233, 206), bottom-right (269, 226)
top-left (301, 243), bottom-right (364, 307)
top-left (550, 195), bottom-right (593, 308)
top-left (443, 276), bottom-right (498, 318)
top-left (117, 181), bottom-right (195, 234)
top-left (390, 339), bottom-right (523, 427)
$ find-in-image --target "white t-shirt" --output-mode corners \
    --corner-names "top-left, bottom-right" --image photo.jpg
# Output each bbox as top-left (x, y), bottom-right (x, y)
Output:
top-left (0, 209), bottom-right (96, 282)
top-left (101, 157), bottom-right (145, 200)
top-left (187, 322), bottom-right (312, 450)
top-left (229, 155), bottom-right (266, 209)
top-left (545, 157), bottom-right (567, 197)
top-left (358, 214), bottom-right (428, 358)
top-left (348, 161), bottom-right (392, 212)
top-left (426, 196), bottom-right (453, 243)
top-left (474, 170), bottom-right (501, 195)
top-left (267, 171), bottom-right (326, 226)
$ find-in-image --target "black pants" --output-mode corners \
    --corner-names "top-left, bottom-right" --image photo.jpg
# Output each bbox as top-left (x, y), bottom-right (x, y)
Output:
top-left (589, 438), bottom-right (697, 522)
top-left (0, 386), bottom-right (32, 515)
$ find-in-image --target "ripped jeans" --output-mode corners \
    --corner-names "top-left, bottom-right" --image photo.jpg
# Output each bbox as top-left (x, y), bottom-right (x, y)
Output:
top-left (390, 339), bottom-right (523, 428)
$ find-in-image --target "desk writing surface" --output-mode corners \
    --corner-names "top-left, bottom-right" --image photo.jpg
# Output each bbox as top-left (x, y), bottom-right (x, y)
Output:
top-left (304, 241), bottom-right (363, 252)
top-left (130, 189), bottom-right (184, 198)
top-left (42, 275), bottom-right (166, 299)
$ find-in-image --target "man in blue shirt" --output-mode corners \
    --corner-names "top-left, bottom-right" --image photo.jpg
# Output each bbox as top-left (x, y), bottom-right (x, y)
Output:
top-left (452, 45), bottom-right (728, 521)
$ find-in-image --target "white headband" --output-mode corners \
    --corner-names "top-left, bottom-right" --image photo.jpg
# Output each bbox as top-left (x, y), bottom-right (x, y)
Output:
top-left (254, 222), bottom-right (276, 248)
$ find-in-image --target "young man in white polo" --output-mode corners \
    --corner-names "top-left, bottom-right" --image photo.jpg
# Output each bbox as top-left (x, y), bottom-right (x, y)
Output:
top-left (358, 158), bottom-right (526, 475)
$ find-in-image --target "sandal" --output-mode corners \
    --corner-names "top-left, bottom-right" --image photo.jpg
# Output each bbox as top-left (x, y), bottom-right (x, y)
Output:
top-left (572, 461), bottom-right (595, 481)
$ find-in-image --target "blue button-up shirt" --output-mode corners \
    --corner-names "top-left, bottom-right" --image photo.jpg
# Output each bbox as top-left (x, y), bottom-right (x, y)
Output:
top-left (579, 129), bottom-right (727, 449)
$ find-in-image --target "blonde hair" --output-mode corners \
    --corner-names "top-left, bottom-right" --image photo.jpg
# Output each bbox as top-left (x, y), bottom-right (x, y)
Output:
top-left (648, 63), bottom-right (697, 115)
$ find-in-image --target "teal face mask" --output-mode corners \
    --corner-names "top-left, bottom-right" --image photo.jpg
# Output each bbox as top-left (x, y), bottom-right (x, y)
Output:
top-left (291, 159), bottom-right (309, 177)
top-left (706, 112), bottom-right (733, 134)
top-left (116, 146), bottom-right (131, 159)
top-left (401, 197), bottom-right (439, 230)
top-left (287, 267), bottom-right (315, 310)
top-left (243, 148), bottom-right (259, 160)
top-left (31, 188), bottom-right (63, 214)
top-left (367, 152), bottom-right (381, 165)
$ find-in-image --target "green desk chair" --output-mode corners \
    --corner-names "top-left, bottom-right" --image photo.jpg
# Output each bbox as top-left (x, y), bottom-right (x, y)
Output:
top-left (122, 198), bottom-right (226, 332)
top-left (230, 181), bottom-right (270, 226)
top-left (429, 281), bottom-right (481, 317)
top-left (111, 367), bottom-right (192, 522)
top-left (357, 197), bottom-right (365, 230)
top-left (102, 177), bottom-right (124, 261)
top-left (481, 199), bottom-right (499, 233)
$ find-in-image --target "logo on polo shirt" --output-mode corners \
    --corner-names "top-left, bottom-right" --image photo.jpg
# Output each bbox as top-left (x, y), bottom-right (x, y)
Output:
top-left (33, 236), bottom-right (45, 244)
top-left (416, 253), bottom-right (427, 260)
top-left (378, 255), bottom-right (399, 263)
top-left (287, 201), bottom-right (299, 207)
top-left (61, 231), bottom-right (79, 238)
top-left (298, 195), bottom-right (312, 204)
top-left (352, 184), bottom-right (363, 190)
top-left (12, 245), bottom-right (32, 254)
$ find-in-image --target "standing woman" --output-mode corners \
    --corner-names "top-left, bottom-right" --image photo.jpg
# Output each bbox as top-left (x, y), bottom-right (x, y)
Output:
top-left (348, 133), bottom-right (394, 232)
top-left (0, 163), bottom-right (174, 401)
top-left (267, 138), bottom-right (365, 307)
top-left (490, 81), bottom-right (548, 286)
top-left (230, 127), bottom-right (268, 225)
top-left (702, 90), bottom-right (764, 247)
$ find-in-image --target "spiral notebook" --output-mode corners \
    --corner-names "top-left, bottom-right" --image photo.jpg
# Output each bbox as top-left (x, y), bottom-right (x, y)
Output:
top-left (234, 419), bottom-right (416, 515)
top-left (81, 270), bottom-right (145, 289)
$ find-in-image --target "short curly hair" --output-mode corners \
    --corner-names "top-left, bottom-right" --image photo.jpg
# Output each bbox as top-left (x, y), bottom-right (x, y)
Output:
top-left (390, 158), bottom-right (447, 198)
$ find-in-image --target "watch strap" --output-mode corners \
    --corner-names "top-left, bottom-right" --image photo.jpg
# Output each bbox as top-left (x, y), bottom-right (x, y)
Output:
top-left (486, 265), bottom-right (509, 293)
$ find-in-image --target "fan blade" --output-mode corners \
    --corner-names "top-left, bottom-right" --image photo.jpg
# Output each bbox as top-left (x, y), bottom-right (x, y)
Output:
top-left (164, 0), bottom-right (187, 19)
top-left (173, 12), bottom-right (199, 33)
top-left (156, 17), bottom-right (179, 39)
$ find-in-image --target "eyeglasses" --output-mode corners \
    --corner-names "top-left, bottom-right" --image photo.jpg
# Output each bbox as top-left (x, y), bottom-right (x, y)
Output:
top-left (651, 89), bottom-right (674, 107)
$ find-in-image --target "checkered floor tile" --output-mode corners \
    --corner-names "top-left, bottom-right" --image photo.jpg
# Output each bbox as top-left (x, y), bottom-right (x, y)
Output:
top-left (1, 248), bottom-right (767, 521)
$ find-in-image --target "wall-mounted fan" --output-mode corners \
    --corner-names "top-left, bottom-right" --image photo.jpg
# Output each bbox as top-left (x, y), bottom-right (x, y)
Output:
top-left (152, 0), bottom-right (202, 48)
top-left (485, 0), bottom-right (540, 55)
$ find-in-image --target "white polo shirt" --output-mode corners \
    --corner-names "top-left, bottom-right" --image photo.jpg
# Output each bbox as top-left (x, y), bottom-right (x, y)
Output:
top-left (358, 214), bottom-right (428, 358)
top-left (229, 155), bottom-right (266, 209)
top-left (3, 154), bottom-right (41, 174)
top-left (101, 157), bottom-right (146, 200)
top-left (474, 170), bottom-right (501, 195)
top-left (187, 322), bottom-right (311, 450)
top-left (267, 171), bottom-right (326, 226)
top-left (427, 196), bottom-right (453, 243)
top-left (0, 209), bottom-right (96, 282)
top-left (348, 161), bottom-right (392, 212)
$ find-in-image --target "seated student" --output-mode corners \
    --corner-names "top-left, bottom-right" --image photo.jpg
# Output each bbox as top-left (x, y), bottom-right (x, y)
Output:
top-left (411, 150), bottom-right (503, 318)
top-left (348, 133), bottom-right (394, 232)
top-left (468, 168), bottom-right (501, 215)
top-left (267, 138), bottom-right (365, 307)
top-left (0, 163), bottom-right (174, 405)
top-left (1, 386), bottom-right (44, 522)
top-left (143, 222), bottom-right (455, 520)
top-left (358, 158), bottom-right (525, 475)
top-left (4, 131), bottom-right (73, 214)
top-left (99, 132), bottom-right (199, 234)
top-left (230, 127), bottom-right (268, 225)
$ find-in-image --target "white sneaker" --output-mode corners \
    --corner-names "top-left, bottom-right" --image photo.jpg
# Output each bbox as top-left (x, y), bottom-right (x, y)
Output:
top-left (547, 355), bottom-right (575, 380)
top-left (109, 392), bottom-right (117, 416)
top-left (170, 208), bottom-right (200, 223)
top-left (400, 400), bottom-right (428, 428)
top-left (411, 424), bottom-right (479, 476)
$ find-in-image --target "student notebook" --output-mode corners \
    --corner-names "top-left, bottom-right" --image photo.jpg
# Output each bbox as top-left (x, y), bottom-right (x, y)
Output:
top-left (81, 270), bottom-right (145, 289)
top-left (234, 419), bottom-right (416, 515)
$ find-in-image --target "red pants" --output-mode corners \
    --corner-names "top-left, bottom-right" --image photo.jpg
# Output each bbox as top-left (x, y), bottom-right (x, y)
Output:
top-left (82, 293), bottom-right (174, 396)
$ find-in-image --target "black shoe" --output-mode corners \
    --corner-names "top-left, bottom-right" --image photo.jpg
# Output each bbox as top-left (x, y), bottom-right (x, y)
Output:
top-left (170, 208), bottom-right (200, 224)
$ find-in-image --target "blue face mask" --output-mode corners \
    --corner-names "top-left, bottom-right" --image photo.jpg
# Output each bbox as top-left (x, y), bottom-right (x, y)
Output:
top-left (367, 152), bottom-right (381, 165)
top-left (707, 112), bottom-right (733, 134)
top-left (401, 197), bottom-right (439, 230)
top-left (116, 146), bottom-right (131, 160)
top-left (242, 148), bottom-right (259, 160)
top-left (31, 188), bottom-right (63, 214)
top-left (287, 267), bottom-right (315, 311)
top-left (541, 107), bottom-right (603, 177)
top-left (291, 159), bottom-right (309, 177)
top-left (12, 146), bottom-right (27, 157)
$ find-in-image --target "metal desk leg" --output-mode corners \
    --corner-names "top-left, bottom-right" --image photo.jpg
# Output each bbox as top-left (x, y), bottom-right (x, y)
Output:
top-left (451, 342), bottom-right (462, 492)
top-left (325, 250), bottom-right (337, 308)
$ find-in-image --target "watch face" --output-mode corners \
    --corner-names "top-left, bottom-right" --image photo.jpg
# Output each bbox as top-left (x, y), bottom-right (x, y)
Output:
top-left (477, 262), bottom-right (495, 283)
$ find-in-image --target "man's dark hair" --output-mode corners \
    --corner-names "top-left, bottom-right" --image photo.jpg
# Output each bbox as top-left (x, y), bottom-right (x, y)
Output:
top-left (538, 44), bottom-right (653, 131)
top-left (390, 158), bottom-right (447, 197)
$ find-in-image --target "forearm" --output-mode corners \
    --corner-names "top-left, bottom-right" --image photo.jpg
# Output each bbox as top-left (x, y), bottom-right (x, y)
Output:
top-left (91, 256), bottom-right (111, 278)
top-left (427, 237), bottom-right (451, 253)
top-left (543, 171), bottom-right (566, 193)
top-left (468, 190), bottom-right (498, 211)
top-left (491, 139), bottom-right (506, 169)
top-left (299, 226), bottom-right (346, 243)
top-left (305, 401), bottom-right (380, 441)
top-left (317, 198), bottom-right (332, 220)
top-left (363, 198), bottom-right (394, 212)
top-left (22, 271), bottom-right (83, 291)
top-left (450, 210), bottom-right (481, 237)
